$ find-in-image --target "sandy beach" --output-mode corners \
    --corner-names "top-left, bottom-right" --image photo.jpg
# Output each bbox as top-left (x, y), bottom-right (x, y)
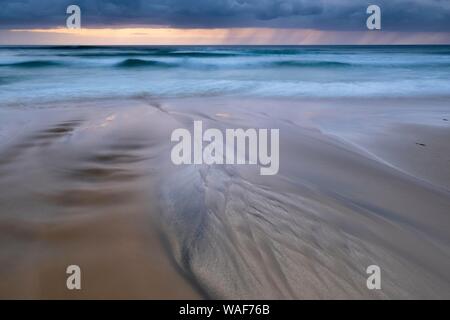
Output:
top-left (1, 96), bottom-right (449, 299)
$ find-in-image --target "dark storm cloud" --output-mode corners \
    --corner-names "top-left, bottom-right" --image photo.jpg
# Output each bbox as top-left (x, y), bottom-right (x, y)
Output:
top-left (0, 0), bottom-right (450, 31)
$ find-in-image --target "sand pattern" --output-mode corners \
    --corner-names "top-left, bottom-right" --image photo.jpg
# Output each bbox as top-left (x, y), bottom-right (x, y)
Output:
top-left (0, 97), bottom-right (449, 299)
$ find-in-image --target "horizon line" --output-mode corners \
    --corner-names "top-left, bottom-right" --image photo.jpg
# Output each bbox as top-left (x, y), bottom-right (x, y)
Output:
top-left (1, 44), bottom-right (450, 46)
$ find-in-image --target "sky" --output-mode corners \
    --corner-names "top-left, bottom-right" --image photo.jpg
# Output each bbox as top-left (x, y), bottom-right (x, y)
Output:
top-left (1, 0), bottom-right (450, 45)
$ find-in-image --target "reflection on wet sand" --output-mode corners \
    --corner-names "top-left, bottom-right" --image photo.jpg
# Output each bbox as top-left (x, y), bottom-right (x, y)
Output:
top-left (0, 112), bottom-right (201, 299)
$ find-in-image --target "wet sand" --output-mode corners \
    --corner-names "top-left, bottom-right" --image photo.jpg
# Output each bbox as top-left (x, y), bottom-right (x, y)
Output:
top-left (0, 97), bottom-right (449, 299)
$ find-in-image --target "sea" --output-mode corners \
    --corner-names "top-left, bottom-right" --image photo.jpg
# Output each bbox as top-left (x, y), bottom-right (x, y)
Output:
top-left (1, 45), bottom-right (450, 105)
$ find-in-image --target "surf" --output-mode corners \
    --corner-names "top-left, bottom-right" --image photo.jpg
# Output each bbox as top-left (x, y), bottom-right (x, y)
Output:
top-left (115, 58), bottom-right (177, 68)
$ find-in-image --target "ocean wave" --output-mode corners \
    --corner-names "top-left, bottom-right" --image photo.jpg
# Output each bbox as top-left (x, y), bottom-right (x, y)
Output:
top-left (2, 57), bottom-right (450, 71)
top-left (115, 59), bottom-right (178, 68)
top-left (0, 60), bottom-right (64, 68)
top-left (271, 60), bottom-right (352, 68)
top-left (114, 58), bottom-right (354, 70)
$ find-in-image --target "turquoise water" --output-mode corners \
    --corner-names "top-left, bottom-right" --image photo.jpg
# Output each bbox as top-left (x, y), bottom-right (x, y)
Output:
top-left (1, 45), bottom-right (450, 105)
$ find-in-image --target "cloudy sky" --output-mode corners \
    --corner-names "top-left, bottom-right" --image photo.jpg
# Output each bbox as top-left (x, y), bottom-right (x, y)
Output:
top-left (1, 0), bottom-right (450, 44)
